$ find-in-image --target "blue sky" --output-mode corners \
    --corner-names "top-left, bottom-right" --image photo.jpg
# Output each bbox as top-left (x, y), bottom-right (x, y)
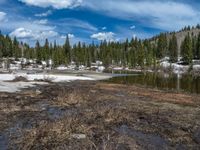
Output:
top-left (0, 0), bottom-right (200, 46)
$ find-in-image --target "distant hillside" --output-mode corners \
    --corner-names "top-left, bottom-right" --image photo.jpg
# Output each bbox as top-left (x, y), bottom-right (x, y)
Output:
top-left (150, 26), bottom-right (200, 57)
top-left (167, 28), bottom-right (200, 51)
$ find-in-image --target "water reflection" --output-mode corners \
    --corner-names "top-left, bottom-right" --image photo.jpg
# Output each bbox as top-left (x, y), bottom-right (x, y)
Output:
top-left (105, 71), bottom-right (200, 94)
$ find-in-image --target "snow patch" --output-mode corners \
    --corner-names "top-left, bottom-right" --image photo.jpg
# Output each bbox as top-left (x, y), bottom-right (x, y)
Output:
top-left (160, 61), bottom-right (189, 74)
top-left (0, 81), bottom-right (47, 93)
top-left (160, 61), bottom-right (170, 68)
top-left (0, 73), bottom-right (95, 93)
top-left (0, 73), bottom-right (94, 82)
top-left (56, 66), bottom-right (69, 70)
top-left (193, 65), bottom-right (200, 70)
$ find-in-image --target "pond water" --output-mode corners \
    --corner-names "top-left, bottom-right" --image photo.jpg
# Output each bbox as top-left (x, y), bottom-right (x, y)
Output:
top-left (105, 70), bottom-right (200, 94)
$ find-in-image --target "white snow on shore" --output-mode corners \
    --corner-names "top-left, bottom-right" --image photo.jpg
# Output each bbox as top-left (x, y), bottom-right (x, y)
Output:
top-left (0, 81), bottom-right (47, 93)
top-left (160, 61), bottom-right (189, 74)
top-left (193, 65), bottom-right (200, 70)
top-left (0, 73), bottom-right (95, 93)
top-left (0, 73), bottom-right (94, 82)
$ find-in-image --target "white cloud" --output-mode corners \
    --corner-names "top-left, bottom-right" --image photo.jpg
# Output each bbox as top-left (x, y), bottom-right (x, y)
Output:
top-left (35, 10), bottom-right (52, 17)
top-left (130, 25), bottom-right (135, 30)
top-left (0, 12), bottom-right (6, 22)
top-left (102, 27), bottom-right (107, 30)
top-left (10, 28), bottom-right (33, 38)
top-left (10, 27), bottom-right (58, 40)
top-left (61, 33), bottom-right (75, 39)
top-left (91, 32), bottom-right (115, 41)
top-left (114, 25), bottom-right (154, 41)
top-left (56, 18), bottom-right (98, 32)
top-left (68, 33), bottom-right (75, 38)
top-left (36, 30), bottom-right (58, 39)
top-left (132, 34), bottom-right (136, 39)
top-left (83, 0), bottom-right (200, 30)
top-left (19, 0), bottom-right (82, 9)
top-left (33, 19), bottom-right (48, 25)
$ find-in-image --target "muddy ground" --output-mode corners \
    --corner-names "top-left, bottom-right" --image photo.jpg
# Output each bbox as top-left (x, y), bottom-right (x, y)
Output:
top-left (0, 81), bottom-right (200, 150)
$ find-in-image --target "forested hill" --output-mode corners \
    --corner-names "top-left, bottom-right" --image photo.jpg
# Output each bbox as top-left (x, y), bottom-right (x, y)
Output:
top-left (166, 26), bottom-right (200, 51)
top-left (0, 24), bottom-right (200, 68)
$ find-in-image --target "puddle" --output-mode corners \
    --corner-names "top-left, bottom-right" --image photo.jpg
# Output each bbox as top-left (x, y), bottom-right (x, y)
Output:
top-left (47, 107), bottom-right (78, 120)
top-left (193, 129), bottom-right (200, 144)
top-left (0, 109), bottom-right (46, 148)
top-left (9, 120), bottom-right (33, 135)
top-left (115, 125), bottom-right (170, 149)
top-left (0, 134), bottom-right (8, 150)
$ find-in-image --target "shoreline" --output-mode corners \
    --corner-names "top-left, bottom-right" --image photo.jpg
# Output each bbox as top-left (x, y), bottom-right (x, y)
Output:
top-left (0, 71), bottom-right (115, 93)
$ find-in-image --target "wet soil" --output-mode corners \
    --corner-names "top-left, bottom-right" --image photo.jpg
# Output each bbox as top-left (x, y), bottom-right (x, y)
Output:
top-left (0, 81), bottom-right (200, 149)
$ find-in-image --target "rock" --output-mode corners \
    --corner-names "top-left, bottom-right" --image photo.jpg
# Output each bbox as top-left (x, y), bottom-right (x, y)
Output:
top-left (71, 134), bottom-right (86, 139)
top-left (12, 76), bottom-right (28, 82)
top-left (36, 89), bottom-right (41, 95)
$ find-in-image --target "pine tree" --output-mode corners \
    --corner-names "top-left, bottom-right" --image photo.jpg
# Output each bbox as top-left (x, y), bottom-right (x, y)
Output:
top-left (63, 34), bottom-right (71, 64)
top-left (35, 40), bottom-right (42, 61)
top-left (44, 38), bottom-right (50, 60)
top-left (144, 40), bottom-right (153, 67)
top-left (13, 37), bottom-right (21, 58)
top-left (196, 33), bottom-right (200, 59)
top-left (137, 40), bottom-right (145, 68)
top-left (156, 33), bottom-right (168, 59)
top-left (169, 33), bottom-right (178, 62)
top-left (192, 35), bottom-right (197, 59)
top-left (181, 33), bottom-right (193, 64)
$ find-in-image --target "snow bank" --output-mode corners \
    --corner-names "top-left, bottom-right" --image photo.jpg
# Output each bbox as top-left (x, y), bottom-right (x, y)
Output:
top-left (160, 61), bottom-right (170, 68)
top-left (97, 66), bottom-right (105, 72)
top-left (56, 66), bottom-right (69, 70)
top-left (113, 67), bottom-right (124, 70)
top-left (160, 61), bottom-right (189, 74)
top-left (172, 64), bottom-right (189, 74)
top-left (0, 73), bottom-right (95, 93)
top-left (193, 65), bottom-right (200, 70)
top-left (0, 81), bottom-right (47, 93)
top-left (0, 73), bottom-right (94, 82)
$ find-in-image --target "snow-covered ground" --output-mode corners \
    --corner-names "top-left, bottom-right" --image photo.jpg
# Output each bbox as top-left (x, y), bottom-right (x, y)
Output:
top-left (0, 81), bottom-right (47, 93)
top-left (160, 61), bottom-right (189, 74)
top-left (0, 73), bottom-right (97, 93)
top-left (160, 60), bottom-right (200, 74)
top-left (0, 72), bottom-right (114, 93)
top-left (0, 73), bottom-right (94, 82)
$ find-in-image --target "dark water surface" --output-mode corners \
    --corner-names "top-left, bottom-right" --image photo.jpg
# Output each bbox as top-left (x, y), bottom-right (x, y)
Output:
top-left (105, 70), bottom-right (200, 94)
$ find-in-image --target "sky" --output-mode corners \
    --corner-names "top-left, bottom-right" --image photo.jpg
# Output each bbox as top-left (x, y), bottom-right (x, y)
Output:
top-left (0, 0), bottom-right (200, 46)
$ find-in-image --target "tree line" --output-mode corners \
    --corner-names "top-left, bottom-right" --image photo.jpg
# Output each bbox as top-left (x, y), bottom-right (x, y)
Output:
top-left (0, 27), bottom-right (200, 68)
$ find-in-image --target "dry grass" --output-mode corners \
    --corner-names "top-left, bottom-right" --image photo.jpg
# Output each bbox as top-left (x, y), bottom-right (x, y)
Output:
top-left (0, 81), bottom-right (200, 149)
top-left (54, 88), bottom-right (90, 107)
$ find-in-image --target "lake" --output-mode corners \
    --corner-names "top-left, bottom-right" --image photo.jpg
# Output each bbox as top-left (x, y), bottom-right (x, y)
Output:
top-left (105, 70), bottom-right (200, 94)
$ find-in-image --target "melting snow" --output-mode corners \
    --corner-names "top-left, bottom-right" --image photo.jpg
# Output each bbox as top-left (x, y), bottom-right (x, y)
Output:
top-left (0, 81), bottom-right (47, 93)
top-left (0, 73), bottom-right (95, 93)
top-left (0, 73), bottom-right (94, 82)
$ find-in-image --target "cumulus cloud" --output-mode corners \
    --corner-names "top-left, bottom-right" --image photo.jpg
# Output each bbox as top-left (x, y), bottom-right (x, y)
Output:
top-left (91, 32), bottom-right (115, 41)
top-left (10, 27), bottom-right (58, 40)
top-left (19, 0), bottom-right (82, 9)
top-left (61, 34), bottom-right (75, 39)
top-left (35, 10), bottom-right (52, 17)
top-left (10, 28), bottom-right (33, 38)
top-left (0, 12), bottom-right (6, 22)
